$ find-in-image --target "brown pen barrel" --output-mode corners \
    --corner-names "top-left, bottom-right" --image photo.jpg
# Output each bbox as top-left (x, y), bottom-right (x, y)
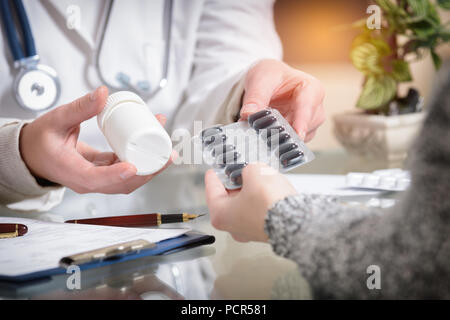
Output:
top-left (0, 223), bottom-right (28, 237)
top-left (66, 214), bottom-right (159, 227)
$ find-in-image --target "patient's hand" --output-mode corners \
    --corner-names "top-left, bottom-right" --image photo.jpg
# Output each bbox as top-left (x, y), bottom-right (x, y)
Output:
top-left (205, 163), bottom-right (297, 242)
top-left (19, 86), bottom-right (175, 194)
top-left (241, 59), bottom-right (326, 142)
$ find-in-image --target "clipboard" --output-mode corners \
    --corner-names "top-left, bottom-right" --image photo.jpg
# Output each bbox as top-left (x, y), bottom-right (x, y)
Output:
top-left (0, 232), bottom-right (215, 283)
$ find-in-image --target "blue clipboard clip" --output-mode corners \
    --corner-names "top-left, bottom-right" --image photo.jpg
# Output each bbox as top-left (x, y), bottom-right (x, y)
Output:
top-left (59, 239), bottom-right (155, 267)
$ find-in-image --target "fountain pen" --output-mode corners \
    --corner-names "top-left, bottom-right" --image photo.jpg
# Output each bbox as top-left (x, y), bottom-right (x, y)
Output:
top-left (65, 213), bottom-right (205, 227)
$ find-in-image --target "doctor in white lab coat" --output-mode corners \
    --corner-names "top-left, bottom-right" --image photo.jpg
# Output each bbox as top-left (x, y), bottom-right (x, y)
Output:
top-left (0, 0), bottom-right (325, 214)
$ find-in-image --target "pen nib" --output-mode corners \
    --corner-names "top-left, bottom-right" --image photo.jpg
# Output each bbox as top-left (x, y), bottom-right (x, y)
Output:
top-left (183, 213), bottom-right (207, 221)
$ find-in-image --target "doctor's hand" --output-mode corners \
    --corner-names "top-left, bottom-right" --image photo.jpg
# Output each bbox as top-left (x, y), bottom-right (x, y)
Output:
top-left (19, 86), bottom-right (175, 194)
top-left (205, 163), bottom-right (297, 243)
top-left (241, 59), bottom-right (326, 142)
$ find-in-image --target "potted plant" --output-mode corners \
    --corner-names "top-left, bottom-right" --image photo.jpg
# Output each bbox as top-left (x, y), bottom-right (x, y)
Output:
top-left (333, 0), bottom-right (450, 167)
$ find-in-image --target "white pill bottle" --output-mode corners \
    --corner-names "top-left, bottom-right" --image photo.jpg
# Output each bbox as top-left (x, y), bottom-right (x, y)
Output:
top-left (97, 91), bottom-right (172, 175)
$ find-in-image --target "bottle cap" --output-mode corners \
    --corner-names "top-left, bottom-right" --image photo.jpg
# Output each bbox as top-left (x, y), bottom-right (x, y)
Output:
top-left (97, 91), bottom-right (146, 131)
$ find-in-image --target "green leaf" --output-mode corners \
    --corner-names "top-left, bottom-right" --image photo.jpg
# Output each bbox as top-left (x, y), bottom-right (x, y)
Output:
top-left (376, 0), bottom-right (400, 13)
top-left (407, 0), bottom-right (429, 16)
top-left (351, 33), bottom-right (371, 49)
top-left (357, 75), bottom-right (397, 110)
top-left (376, 0), bottom-right (408, 33)
top-left (391, 60), bottom-right (412, 82)
top-left (437, 0), bottom-right (450, 10)
top-left (431, 50), bottom-right (442, 70)
top-left (427, 3), bottom-right (441, 26)
top-left (350, 43), bottom-right (384, 75)
top-left (376, 0), bottom-right (408, 16)
top-left (370, 38), bottom-right (392, 56)
top-left (409, 19), bottom-right (437, 38)
top-left (439, 30), bottom-right (450, 41)
top-left (405, 1), bottom-right (441, 37)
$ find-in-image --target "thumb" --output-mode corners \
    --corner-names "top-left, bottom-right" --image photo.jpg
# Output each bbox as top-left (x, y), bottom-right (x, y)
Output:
top-left (155, 114), bottom-right (167, 127)
top-left (205, 169), bottom-right (228, 205)
top-left (54, 86), bottom-right (108, 130)
top-left (241, 163), bottom-right (275, 187)
top-left (240, 72), bottom-right (280, 120)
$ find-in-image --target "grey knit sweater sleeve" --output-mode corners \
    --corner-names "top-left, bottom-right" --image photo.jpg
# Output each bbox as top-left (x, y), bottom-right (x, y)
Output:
top-left (264, 74), bottom-right (450, 299)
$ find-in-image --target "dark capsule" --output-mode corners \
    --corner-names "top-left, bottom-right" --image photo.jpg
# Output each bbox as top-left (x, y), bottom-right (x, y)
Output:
top-left (278, 143), bottom-right (299, 156)
top-left (262, 125), bottom-right (285, 140)
top-left (280, 149), bottom-right (304, 168)
top-left (201, 127), bottom-right (223, 141)
top-left (215, 151), bottom-right (240, 168)
top-left (252, 116), bottom-right (277, 131)
top-left (225, 162), bottom-right (248, 177)
top-left (230, 169), bottom-right (243, 186)
top-left (203, 133), bottom-right (226, 147)
top-left (248, 109), bottom-right (272, 126)
top-left (212, 144), bottom-right (235, 157)
top-left (267, 132), bottom-right (291, 148)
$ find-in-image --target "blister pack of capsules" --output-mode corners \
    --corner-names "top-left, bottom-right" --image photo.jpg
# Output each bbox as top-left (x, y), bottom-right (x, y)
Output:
top-left (193, 108), bottom-right (315, 190)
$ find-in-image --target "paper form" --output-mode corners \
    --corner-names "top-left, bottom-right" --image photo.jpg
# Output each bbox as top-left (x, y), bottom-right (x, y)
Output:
top-left (0, 217), bottom-right (189, 277)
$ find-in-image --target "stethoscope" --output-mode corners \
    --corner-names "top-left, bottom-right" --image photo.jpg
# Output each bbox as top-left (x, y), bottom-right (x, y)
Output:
top-left (0, 0), bottom-right (172, 112)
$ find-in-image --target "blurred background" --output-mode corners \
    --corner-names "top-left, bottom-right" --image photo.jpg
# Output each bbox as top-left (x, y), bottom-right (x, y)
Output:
top-left (273, 0), bottom-right (450, 151)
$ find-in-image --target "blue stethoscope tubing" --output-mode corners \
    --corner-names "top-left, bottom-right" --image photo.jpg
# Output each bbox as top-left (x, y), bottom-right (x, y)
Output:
top-left (95, 0), bottom-right (173, 99)
top-left (1, 0), bottom-right (173, 111)
top-left (0, 0), bottom-right (36, 61)
top-left (1, 0), bottom-right (61, 112)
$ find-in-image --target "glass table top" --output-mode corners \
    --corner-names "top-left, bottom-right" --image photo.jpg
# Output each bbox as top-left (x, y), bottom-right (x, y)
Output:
top-left (0, 149), bottom-right (400, 299)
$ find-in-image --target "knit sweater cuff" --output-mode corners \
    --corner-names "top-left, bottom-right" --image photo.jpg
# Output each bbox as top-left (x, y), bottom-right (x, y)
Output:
top-left (0, 121), bottom-right (62, 203)
top-left (264, 194), bottom-right (338, 259)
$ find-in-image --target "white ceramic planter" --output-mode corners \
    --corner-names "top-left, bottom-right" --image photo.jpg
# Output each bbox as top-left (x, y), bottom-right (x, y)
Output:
top-left (333, 111), bottom-right (426, 168)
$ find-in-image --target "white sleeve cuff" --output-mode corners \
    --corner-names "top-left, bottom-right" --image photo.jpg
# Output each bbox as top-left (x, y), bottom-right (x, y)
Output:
top-left (213, 71), bottom-right (247, 125)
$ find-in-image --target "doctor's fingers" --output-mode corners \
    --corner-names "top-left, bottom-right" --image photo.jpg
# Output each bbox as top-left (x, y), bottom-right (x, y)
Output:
top-left (59, 153), bottom-right (137, 194)
top-left (291, 79), bottom-right (325, 139)
top-left (94, 174), bottom-right (156, 195)
top-left (305, 130), bottom-right (317, 143)
top-left (48, 86), bottom-right (108, 132)
top-left (76, 141), bottom-right (119, 166)
top-left (303, 103), bottom-right (325, 142)
top-left (88, 150), bottom-right (177, 194)
top-left (240, 63), bottom-right (284, 119)
top-left (155, 114), bottom-right (167, 126)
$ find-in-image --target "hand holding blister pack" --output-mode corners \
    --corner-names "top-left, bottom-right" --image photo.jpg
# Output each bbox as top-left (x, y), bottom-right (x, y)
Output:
top-left (194, 108), bottom-right (315, 189)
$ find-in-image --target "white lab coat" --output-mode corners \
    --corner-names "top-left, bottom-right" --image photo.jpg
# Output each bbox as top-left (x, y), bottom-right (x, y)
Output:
top-left (0, 0), bottom-right (282, 213)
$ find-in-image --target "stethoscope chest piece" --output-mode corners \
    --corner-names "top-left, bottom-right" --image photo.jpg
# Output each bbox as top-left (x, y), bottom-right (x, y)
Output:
top-left (13, 56), bottom-right (60, 112)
